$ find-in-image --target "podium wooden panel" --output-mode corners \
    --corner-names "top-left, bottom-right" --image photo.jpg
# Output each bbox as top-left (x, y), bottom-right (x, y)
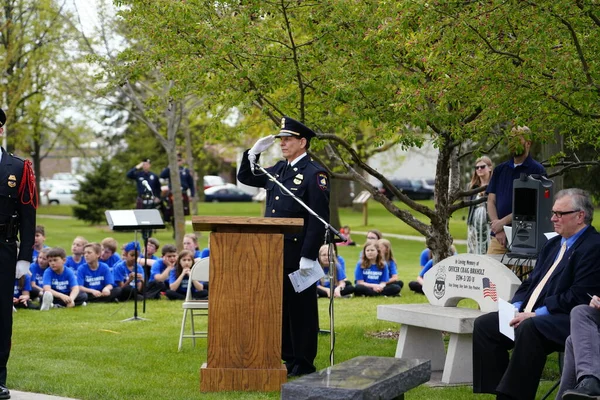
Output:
top-left (192, 216), bottom-right (303, 392)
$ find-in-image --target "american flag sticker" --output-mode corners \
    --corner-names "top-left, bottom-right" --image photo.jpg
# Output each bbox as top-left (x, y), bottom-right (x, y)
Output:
top-left (482, 277), bottom-right (497, 302)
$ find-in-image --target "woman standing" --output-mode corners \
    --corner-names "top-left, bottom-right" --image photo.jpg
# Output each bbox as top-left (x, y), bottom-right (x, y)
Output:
top-left (467, 156), bottom-right (493, 254)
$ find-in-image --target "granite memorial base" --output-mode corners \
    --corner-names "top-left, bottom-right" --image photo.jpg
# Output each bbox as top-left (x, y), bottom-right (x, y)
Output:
top-left (280, 356), bottom-right (430, 400)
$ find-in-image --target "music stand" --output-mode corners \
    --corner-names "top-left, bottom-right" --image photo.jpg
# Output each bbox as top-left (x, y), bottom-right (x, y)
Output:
top-left (105, 209), bottom-right (165, 322)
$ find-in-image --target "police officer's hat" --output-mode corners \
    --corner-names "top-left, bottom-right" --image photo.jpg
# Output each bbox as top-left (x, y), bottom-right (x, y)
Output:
top-left (0, 108), bottom-right (6, 128)
top-left (274, 116), bottom-right (316, 140)
top-left (142, 158), bottom-right (151, 163)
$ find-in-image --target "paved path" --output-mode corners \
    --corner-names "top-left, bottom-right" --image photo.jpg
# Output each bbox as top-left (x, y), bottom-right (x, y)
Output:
top-left (10, 391), bottom-right (78, 400)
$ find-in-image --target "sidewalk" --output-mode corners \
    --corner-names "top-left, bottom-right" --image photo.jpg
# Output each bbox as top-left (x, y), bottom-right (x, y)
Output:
top-left (9, 391), bottom-right (78, 400)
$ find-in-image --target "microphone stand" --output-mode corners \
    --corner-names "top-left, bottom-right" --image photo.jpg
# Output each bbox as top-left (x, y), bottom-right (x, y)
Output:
top-left (141, 186), bottom-right (154, 313)
top-left (253, 161), bottom-right (346, 367)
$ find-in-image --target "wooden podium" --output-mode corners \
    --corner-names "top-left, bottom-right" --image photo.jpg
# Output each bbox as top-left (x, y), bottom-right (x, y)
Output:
top-left (192, 216), bottom-right (303, 392)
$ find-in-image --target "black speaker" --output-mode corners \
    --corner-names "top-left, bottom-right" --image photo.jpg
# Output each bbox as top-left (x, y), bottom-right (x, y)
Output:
top-left (510, 174), bottom-right (554, 256)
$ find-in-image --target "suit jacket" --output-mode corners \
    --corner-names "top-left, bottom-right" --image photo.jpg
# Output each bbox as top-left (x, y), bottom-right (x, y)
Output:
top-left (511, 225), bottom-right (600, 345)
top-left (237, 150), bottom-right (330, 265)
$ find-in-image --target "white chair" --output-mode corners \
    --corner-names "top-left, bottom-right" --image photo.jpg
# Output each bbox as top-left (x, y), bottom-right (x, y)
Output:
top-left (178, 258), bottom-right (209, 351)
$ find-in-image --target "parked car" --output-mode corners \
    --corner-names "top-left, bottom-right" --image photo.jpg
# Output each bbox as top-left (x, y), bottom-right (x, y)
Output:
top-left (378, 178), bottom-right (434, 201)
top-left (203, 175), bottom-right (226, 190)
top-left (41, 185), bottom-right (78, 205)
top-left (204, 184), bottom-right (254, 203)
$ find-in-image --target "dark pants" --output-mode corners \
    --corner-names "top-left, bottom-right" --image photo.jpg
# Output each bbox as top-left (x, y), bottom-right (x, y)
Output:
top-left (317, 281), bottom-right (355, 298)
top-left (86, 287), bottom-right (122, 303)
top-left (53, 292), bottom-right (88, 307)
top-left (354, 283), bottom-right (401, 297)
top-left (282, 240), bottom-right (318, 374)
top-left (145, 281), bottom-right (167, 299)
top-left (0, 241), bottom-right (17, 386)
top-left (473, 311), bottom-right (562, 400)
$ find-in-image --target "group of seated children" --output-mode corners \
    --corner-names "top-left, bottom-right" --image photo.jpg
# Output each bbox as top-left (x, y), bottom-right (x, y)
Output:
top-left (14, 227), bottom-right (209, 311)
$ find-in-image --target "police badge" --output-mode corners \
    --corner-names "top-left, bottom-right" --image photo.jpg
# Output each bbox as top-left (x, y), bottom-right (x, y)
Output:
top-left (433, 265), bottom-right (446, 300)
top-left (8, 174), bottom-right (16, 188)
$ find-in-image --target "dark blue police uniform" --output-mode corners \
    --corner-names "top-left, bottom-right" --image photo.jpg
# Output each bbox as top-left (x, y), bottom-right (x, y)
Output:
top-left (0, 118), bottom-right (37, 397)
top-left (126, 165), bottom-right (161, 199)
top-left (237, 117), bottom-right (330, 376)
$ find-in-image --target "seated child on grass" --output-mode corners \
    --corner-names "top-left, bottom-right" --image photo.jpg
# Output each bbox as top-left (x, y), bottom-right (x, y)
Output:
top-left (377, 238), bottom-right (403, 292)
top-left (145, 244), bottom-right (178, 299)
top-left (354, 241), bottom-right (400, 297)
top-left (166, 250), bottom-right (208, 300)
top-left (41, 247), bottom-right (87, 310)
top-left (32, 225), bottom-right (48, 264)
top-left (29, 247), bottom-right (50, 301)
top-left (65, 236), bottom-right (88, 272)
top-left (77, 243), bottom-right (121, 303)
top-left (113, 241), bottom-right (145, 301)
top-left (13, 274), bottom-right (37, 309)
top-left (317, 244), bottom-right (354, 298)
top-left (100, 237), bottom-right (122, 273)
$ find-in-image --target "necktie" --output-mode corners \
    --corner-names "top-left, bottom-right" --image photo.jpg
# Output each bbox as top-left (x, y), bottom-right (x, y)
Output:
top-left (523, 242), bottom-right (567, 313)
top-left (281, 163), bottom-right (290, 180)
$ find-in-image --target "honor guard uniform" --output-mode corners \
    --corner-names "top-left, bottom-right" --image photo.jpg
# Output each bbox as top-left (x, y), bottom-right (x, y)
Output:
top-left (237, 116), bottom-right (330, 377)
top-left (0, 108), bottom-right (37, 399)
top-left (126, 158), bottom-right (161, 209)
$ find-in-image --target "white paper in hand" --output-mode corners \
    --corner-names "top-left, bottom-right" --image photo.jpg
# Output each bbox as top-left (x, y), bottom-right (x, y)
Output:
top-left (498, 298), bottom-right (517, 341)
top-left (288, 262), bottom-right (324, 293)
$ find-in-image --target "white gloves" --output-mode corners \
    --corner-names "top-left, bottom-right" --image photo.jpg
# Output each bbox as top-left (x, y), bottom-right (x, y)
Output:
top-left (248, 135), bottom-right (276, 162)
top-left (16, 260), bottom-right (30, 279)
top-left (299, 257), bottom-right (319, 276)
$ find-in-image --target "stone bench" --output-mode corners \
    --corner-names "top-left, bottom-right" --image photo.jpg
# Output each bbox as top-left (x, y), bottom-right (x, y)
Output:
top-left (281, 356), bottom-right (430, 400)
top-left (378, 254), bottom-right (522, 385)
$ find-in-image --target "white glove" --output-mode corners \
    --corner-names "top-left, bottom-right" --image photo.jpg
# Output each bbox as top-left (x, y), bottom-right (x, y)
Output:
top-left (16, 260), bottom-right (30, 279)
top-left (249, 135), bottom-right (275, 156)
top-left (248, 152), bottom-right (257, 166)
top-left (299, 257), bottom-right (317, 276)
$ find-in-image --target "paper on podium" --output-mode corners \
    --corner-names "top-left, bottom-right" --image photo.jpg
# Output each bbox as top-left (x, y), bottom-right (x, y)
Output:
top-left (544, 232), bottom-right (559, 240)
top-left (498, 298), bottom-right (517, 341)
top-left (288, 262), bottom-right (324, 293)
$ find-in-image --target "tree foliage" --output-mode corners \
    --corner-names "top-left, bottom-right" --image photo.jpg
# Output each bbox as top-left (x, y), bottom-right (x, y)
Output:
top-left (113, 0), bottom-right (600, 261)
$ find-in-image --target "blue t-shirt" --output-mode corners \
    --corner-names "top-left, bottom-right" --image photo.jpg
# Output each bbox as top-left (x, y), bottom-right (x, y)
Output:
top-left (336, 255), bottom-right (346, 273)
top-left (354, 262), bottom-right (390, 284)
top-left (486, 155), bottom-right (546, 221)
top-left (420, 249), bottom-right (431, 267)
top-left (113, 263), bottom-right (145, 287)
top-left (77, 262), bottom-right (114, 290)
top-left (14, 275), bottom-right (32, 298)
top-left (101, 253), bottom-right (122, 272)
top-left (149, 259), bottom-right (171, 282)
top-left (386, 259), bottom-right (398, 276)
top-left (43, 267), bottom-right (79, 295)
top-left (168, 269), bottom-right (199, 295)
top-left (29, 263), bottom-right (48, 288)
top-left (65, 256), bottom-right (86, 272)
top-left (320, 265), bottom-right (346, 289)
top-left (419, 259), bottom-right (434, 278)
top-left (32, 245), bottom-right (49, 264)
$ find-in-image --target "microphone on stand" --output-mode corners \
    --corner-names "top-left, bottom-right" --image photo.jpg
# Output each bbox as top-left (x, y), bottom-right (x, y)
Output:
top-left (141, 179), bottom-right (153, 194)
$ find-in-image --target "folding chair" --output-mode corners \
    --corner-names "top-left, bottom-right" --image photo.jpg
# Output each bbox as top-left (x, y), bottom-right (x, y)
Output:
top-left (177, 258), bottom-right (209, 351)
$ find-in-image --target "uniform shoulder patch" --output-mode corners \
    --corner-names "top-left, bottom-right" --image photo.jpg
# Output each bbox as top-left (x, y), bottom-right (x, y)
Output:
top-left (317, 172), bottom-right (329, 191)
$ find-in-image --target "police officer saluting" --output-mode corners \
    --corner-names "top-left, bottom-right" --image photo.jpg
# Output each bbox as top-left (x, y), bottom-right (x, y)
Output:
top-left (0, 108), bottom-right (37, 399)
top-left (126, 158), bottom-right (161, 209)
top-left (237, 116), bottom-right (330, 377)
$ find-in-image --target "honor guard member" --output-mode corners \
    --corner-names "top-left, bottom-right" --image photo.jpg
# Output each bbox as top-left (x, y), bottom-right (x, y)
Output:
top-left (126, 158), bottom-right (161, 209)
top-left (0, 108), bottom-right (37, 399)
top-left (237, 116), bottom-right (330, 377)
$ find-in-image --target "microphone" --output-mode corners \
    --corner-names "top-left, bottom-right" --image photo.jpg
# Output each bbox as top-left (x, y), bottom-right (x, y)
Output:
top-left (141, 179), bottom-right (153, 194)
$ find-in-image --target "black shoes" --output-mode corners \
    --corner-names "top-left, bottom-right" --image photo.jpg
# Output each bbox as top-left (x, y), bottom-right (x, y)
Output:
top-left (0, 384), bottom-right (10, 399)
top-left (287, 364), bottom-right (316, 378)
top-left (563, 376), bottom-right (600, 399)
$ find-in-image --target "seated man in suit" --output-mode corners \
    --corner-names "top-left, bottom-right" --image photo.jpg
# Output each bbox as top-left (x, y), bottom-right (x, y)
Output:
top-left (557, 295), bottom-right (600, 399)
top-left (472, 188), bottom-right (600, 400)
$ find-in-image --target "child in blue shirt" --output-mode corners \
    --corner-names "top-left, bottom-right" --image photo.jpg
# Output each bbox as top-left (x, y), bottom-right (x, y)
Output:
top-left (145, 244), bottom-right (178, 299)
top-left (32, 225), bottom-right (48, 264)
top-left (29, 247), bottom-right (50, 302)
top-left (166, 250), bottom-right (207, 300)
top-left (183, 233), bottom-right (209, 260)
top-left (317, 245), bottom-right (354, 298)
top-left (113, 241), bottom-right (145, 302)
top-left (100, 237), bottom-right (122, 274)
top-left (354, 241), bottom-right (400, 297)
top-left (77, 243), bottom-right (121, 303)
top-left (13, 274), bottom-right (37, 309)
top-left (65, 236), bottom-right (88, 272)
top-left (41, 247), bottom-right (87, 310)
top-left (378, 238), bottom-right (403, 292)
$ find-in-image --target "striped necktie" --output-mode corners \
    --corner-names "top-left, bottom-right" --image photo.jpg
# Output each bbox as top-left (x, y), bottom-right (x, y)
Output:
top-left (523, 242), bottom-right (567, 313)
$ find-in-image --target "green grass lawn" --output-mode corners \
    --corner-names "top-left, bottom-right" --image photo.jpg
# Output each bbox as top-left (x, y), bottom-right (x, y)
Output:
top-left (13, 202), bottom-right (565, 399)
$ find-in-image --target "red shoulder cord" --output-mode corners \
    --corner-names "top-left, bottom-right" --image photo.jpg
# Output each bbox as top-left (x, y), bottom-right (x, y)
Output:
top-left (18, 159), bottom-right (38, 209)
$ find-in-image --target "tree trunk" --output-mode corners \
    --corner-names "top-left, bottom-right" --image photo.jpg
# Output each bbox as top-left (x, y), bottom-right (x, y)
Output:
top-left (182, 111), bottom-right (198, 215)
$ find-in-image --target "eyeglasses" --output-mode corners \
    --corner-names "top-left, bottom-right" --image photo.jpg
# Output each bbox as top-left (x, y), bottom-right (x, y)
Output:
top-left (475, 165), bottom-right (488, 170)
top-left (551, 210), bottom-right (581, 218)
top-left (366, 236), bottom-right (378, 240)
